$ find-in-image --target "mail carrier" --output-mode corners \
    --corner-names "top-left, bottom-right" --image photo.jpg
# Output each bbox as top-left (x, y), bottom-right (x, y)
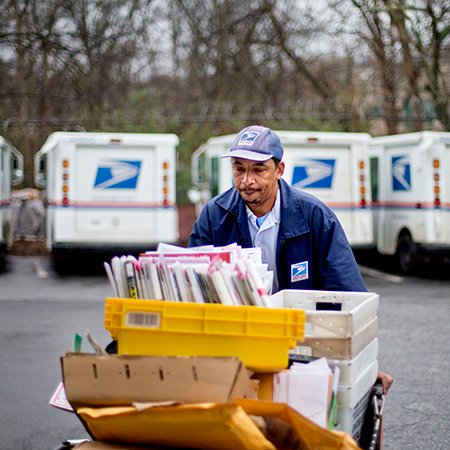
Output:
top-left (34, 132), bottom-right (179, 272)
top-left (189, 131), bottom-right (373, 248)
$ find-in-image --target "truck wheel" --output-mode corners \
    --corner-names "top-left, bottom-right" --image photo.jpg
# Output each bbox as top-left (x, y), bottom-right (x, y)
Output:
top-left (53, 250), bottom-right (72, 275)
top-left (396, 233), bottom-right (417, 275)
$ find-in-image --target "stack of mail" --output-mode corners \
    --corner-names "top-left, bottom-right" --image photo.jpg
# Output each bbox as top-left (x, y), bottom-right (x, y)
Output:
top-left (104, 243), bottom-right (274, 307)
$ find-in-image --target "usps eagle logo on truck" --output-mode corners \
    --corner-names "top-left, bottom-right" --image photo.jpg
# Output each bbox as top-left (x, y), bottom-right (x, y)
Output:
top-left (94, 160), bottom-right (141, 189)
top-left (291, 159), bottom-right (335, 189)
top-left (392, 155), bottom-right (411, 191)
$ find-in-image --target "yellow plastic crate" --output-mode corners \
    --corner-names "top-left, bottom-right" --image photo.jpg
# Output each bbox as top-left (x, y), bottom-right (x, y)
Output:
top-left (104, 298), bottom-right (306, 372)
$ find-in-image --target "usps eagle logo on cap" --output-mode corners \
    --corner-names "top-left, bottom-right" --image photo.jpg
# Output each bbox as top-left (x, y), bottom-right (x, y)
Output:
top-left (238, 130), bottom-right (260, 146)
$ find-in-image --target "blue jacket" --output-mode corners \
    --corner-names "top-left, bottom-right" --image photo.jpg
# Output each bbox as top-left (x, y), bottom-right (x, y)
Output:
top-left (189, 179), bottom-right (367, 292)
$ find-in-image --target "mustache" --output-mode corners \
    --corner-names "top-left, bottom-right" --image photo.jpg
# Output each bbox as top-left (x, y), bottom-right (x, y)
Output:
top-left (238, 187), bottom-right (260, 193)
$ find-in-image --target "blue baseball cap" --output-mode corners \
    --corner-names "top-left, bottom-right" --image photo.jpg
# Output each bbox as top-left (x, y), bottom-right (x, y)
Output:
top-left (220, 125), bottom-right (284, 161)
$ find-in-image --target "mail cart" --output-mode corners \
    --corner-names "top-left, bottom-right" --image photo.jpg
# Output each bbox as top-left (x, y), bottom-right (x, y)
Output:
top-left (53, 289), bottom-right (390, 450)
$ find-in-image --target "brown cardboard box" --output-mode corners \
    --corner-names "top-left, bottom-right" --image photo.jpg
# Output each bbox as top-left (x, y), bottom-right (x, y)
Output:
top-left (252, 372), bottom-right (276, 401)
top-left (61, 353), bottom-right (256, 410)
top-left (60, 354), bottom-right (360, 450)
top-left (61, 354), bottom-right (272, 449)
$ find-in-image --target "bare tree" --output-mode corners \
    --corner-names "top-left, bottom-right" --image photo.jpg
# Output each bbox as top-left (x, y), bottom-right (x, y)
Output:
top-left (171, 1), bottom-right (271, 113)
top-left (0, 0), bottom-right (155, 185)
top-left (384, 0), bottom-right (423, 130)
top-left (342, 0), bottom-right (449, 133)
top-left (341, 0), bottom-right (402, 133)
top-left (402, 0), bottom-right (449, 130)
top-left (0, 0), bottom-right (68, 185)
top-left (60, 0), bottom-right (153, 125)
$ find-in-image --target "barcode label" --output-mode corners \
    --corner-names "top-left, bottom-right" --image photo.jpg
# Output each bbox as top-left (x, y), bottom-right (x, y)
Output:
top-left (126, 312), bottom-right (161, 328)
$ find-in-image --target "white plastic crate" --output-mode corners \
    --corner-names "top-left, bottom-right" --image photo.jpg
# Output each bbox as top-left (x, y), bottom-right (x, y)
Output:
top-left (327, 338), bottom-right (379, 385)
top-left (270, 289), bottom-right (379, 338)
top-left (335, 359), bottom-right (379, 440)
top-left (337, 388), bottom-right (371, 444)
top-left (298, 316), bottom-right (378, 360)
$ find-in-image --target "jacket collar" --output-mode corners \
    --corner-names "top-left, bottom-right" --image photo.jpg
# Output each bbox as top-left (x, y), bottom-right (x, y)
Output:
top-left (215, 179), bottom-right (309, 240)
top-left (278, 178), bottom-right (310, 239)
top-left (215, 188), bottom-right (253, 247)
top-left (215, 186), bottom-right (244, 215)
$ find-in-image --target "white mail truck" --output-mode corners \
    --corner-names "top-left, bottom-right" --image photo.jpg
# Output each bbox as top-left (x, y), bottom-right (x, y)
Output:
top-left (34, 132), bottom-right (179, 272)
top-left (0, 136), bottom-right (24, 268)
top-left (189, 131), bottom-right (373, 248)
top-left (369, 131), bottom-right (450, 274)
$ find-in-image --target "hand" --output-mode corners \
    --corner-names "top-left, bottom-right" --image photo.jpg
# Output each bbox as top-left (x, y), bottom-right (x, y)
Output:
top-left (377, 370), bottom-right (394, 394)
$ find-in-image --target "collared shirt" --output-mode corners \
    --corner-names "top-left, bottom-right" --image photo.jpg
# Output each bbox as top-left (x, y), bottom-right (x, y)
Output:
top-left (246, 189), bottom-right (281, 293)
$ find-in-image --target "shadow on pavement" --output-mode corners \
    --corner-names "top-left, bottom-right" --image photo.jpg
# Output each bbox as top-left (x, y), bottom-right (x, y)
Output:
top-left (354, 249), bottom-right (450, 281)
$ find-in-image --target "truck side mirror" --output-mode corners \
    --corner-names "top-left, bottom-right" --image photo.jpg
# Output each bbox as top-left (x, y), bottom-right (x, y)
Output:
top-left (11, 168), bottom-right (23, 186)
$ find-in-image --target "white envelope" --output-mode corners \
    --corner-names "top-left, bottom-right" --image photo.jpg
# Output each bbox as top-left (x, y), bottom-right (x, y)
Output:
top-left (273, 358), bottom-right (331, 428)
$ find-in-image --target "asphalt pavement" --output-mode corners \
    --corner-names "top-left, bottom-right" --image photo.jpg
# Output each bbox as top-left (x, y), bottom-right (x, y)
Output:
top-left (0, 255), bottom-right (449, 450)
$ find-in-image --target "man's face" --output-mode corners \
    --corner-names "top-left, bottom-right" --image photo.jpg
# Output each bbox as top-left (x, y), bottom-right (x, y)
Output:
top-left (231, 157), bottom-right (284, 214)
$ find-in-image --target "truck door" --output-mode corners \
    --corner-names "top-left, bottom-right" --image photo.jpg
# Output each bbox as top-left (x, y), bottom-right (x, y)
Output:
top-left (74, 144), bottom-right (157, 239)
top-left (283, 145), bottom-right (355, 239)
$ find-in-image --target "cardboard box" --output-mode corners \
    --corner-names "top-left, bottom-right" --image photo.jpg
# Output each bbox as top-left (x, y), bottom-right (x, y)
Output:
top-left (251, 372), bottom-right (276, 401)
top-left (61, 353), bottom-right (256, 410)
top-left (60, 354), bottom-right (360, 450)
top-left (62, 354), bottom-right (269, 449)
